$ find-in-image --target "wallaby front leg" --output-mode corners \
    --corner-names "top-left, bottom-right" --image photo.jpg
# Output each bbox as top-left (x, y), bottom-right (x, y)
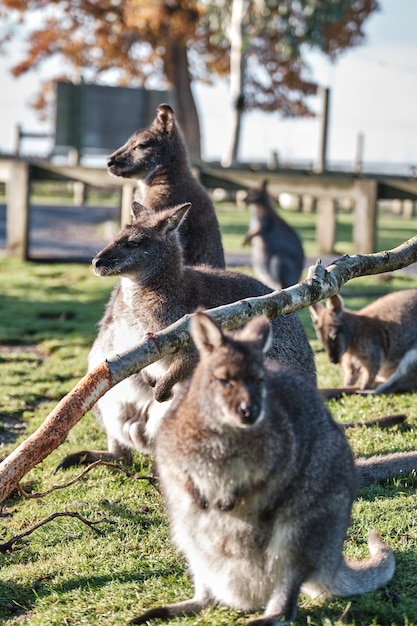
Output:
top-left (360, 362), bottom-right (380, 390)
top-left (153, 356), bottom-right (197, 402)
top-left (243, 228), bottom-right (261, 245)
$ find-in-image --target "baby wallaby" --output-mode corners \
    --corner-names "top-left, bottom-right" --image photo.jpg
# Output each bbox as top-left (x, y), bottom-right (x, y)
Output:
top-left (243, 179), bottom-right (305, 290)
top-left (129, 312), bottom-right (395, 625)
top-left (107, 103), bottom-right (225, 269)
top-left (310, 290), bottom-right (417, 393)
top-left (60, 201), bottom-right (316, 468)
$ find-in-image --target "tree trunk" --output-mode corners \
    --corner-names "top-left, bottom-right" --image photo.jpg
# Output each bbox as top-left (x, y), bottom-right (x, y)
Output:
top-left (166, 42), bottom-right (201, 162)
top-left (2, 236), bottom-right (417, 503)
top-left (222, 0), bottom-right (250, 167)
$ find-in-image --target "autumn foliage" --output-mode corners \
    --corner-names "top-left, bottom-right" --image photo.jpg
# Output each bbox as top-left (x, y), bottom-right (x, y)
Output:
top-left (0, 0), bottom-right (379, 156)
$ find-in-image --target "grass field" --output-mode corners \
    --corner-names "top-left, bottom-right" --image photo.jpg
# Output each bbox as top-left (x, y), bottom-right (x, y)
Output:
top-left (0, 205), bottom-right (417, 626)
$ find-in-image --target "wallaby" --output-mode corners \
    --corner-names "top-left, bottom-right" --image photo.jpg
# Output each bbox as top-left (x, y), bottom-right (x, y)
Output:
top-left (107, 103), bottom-right (225, 269)
top-left (57, 201), bottom-right (316, 470)
top-left (310, 290), bottom-right (417, 393)
top-left (128, 312), bottom-right (395, 625)
top-left (243, 179), bottom-right (305, 290)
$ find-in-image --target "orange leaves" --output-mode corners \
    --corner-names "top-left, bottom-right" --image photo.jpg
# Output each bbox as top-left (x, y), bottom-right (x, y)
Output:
top-left (124, 0), bottom-right (200, 44)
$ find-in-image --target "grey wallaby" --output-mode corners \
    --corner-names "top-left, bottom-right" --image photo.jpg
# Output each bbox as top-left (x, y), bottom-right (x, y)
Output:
top-left (57, 201), bottom-right (316, 470)
top-left (243, 179), bottom-right (305, 289)
top-left (310, 289), bottom-right (417, 393)
top-left (107, 103), bottom-right (225, 269)
top-left (128, 312), bottom-right (395, 626)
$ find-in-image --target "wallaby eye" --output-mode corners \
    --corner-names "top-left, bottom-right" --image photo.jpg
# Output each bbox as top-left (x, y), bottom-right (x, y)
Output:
top-left (127, 239), bottom-right (141, 248)
top-left (135, 142), bottom-right (149, 150)
top-left (215, 376), bottom-right (234, 388)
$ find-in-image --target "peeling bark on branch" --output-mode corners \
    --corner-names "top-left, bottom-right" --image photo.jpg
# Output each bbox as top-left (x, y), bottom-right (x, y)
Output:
top-left (1, 236), bottom-right (417, 503)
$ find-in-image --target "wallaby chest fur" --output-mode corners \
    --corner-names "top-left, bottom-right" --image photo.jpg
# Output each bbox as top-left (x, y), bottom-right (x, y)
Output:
top-left (129, 313), bottom-right (394, 625)
top-left (310, 289), bottom-right (417, 393)
top-left (107, 103), bottom-right (225, 269)
top-left (88, 202), bottom-right (316, 460)
top-left (243, 179), bottom-right (305, 290)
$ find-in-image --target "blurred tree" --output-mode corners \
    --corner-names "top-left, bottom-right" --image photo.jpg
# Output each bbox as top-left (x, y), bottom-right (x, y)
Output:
top-left (0, 0), bottom-right (379, 162)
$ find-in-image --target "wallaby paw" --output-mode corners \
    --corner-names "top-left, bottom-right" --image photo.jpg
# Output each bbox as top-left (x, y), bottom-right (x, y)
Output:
top-left (154, 384), bottom-right (173, 403)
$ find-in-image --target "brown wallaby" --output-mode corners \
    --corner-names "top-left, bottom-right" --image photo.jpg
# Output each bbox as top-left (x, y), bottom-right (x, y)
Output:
top-left (129, 312), bottom-right (395, 625)
top-left (243, 179), bottom-right (305, 290)
top-left (310, 290), bottom-right (417, 393)
top-left (107, 103), bottom-right (225, 269)
top-left (57, 201), bottom-right (316, 470)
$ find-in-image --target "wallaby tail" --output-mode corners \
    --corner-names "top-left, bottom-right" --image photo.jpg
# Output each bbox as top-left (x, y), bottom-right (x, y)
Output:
top-left (356, 450), bottom-right (417, 487)
top-left (329, 531), bottom-right (395, 597)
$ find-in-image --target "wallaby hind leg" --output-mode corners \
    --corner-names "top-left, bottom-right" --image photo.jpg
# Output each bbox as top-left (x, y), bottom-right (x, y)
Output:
top-left (373, 348), bottom-right (417, 394)
top-left (247, 577), bottom-right (301, 625)
top-left (129, 595), bottom-right (211, 624)
top-left (55, 438), bottom-right (132, 471)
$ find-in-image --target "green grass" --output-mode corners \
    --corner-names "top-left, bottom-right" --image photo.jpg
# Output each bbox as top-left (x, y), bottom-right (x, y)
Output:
top-left (1, 207), bottom-right (417, 625)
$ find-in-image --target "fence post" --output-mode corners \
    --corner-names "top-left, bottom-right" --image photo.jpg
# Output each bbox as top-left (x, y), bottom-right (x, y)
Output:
top-left (120, 183), bottom-right (135, 227)
top-left (353, 179), bottom-right (377, 254)
top-left (316, 196), bottom-right (336, 254)
top-left (6, 160), bottom-right (30, 260)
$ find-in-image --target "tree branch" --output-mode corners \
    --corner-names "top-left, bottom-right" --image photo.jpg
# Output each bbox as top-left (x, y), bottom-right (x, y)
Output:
top-left (1, 236), bottom-right (417, 503)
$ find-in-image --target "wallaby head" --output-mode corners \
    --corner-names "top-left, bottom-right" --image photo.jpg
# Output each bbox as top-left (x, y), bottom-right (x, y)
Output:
top-left (107, 104), bottom-right (186, 180)
top-left (92, 201), bottom-right (191, 279)
top-left (190, 312), bottom-right (272, 427)
top-left (244, 178), bottom-right (272, 212)
top-left (309, 294), bottom-right (348, 364)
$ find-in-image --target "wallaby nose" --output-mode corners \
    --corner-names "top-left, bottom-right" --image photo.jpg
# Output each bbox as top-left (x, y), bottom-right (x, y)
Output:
top-left (238, 402), bottom-right (260, 425)
top-left (107, 155), bottom-right (115, 167)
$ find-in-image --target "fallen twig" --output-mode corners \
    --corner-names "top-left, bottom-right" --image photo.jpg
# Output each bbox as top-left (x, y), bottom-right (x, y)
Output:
top-left (17, 460), bottom-right (159, 499)
top-left (0, 511), bottom-right (116, 553)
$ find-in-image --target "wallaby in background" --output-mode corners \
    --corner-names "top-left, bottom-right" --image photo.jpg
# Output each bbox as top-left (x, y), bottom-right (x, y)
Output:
top-left (243, 179), bottom-right (305, 290)
top-left (57, 201), bottom-right (316, 469)
top-left (129, 312), bottom-right (395, 626)
top-left (107, 103), bottom-right (225, 269)
top-left (310, 290), bottom-right (417, 393)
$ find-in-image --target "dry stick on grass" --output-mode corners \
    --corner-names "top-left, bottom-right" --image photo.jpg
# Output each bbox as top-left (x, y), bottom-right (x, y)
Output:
top-left (1, 237), bottom-right (417, 504)
top-left (17, 460), bottom-right (158, 500)
top-left (0, 511), bottom-right (117, 553)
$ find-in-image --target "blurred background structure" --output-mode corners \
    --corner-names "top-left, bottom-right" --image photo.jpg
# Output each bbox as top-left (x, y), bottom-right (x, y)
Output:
top-left (0, 0), bottom-right (415, 172)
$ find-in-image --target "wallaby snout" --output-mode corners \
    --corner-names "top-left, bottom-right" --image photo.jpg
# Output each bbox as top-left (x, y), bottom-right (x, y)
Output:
top-left (107, 154), bottom-right (116, 168)
top-left (92, 255), bottom-right (105, 275)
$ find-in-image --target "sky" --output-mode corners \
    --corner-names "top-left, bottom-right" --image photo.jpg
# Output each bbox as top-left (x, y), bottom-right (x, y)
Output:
top-left (0, 0), bottom-right (416, 170)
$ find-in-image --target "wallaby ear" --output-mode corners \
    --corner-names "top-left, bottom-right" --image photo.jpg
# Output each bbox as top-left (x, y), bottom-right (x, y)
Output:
top-left (309, 302), bottom-right (325, 323)
top-left (261, 179), bottom-right (268, 190)
top-left (238, 316), bottom-right (272, 354)
top-left (154, 103), bottom-right (175, 134)
top-left (191, 311), bottom-right (224, 355)
top-left (159, 203), bottom-right (191, 235)
top-left (326, 294), bottom-right (344, 314)
top-left (131, 201), bottom-right (148, 221)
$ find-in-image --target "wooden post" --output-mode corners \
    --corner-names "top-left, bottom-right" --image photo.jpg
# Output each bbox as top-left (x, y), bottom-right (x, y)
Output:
top-left (316, 197), bottom-right (336, 254)
top-left (353, 179), bottom-right (377, 254)
top-left (6, 160), bottom-right (30, 260)
top-left (120, 183), bottom-right (135, 226)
